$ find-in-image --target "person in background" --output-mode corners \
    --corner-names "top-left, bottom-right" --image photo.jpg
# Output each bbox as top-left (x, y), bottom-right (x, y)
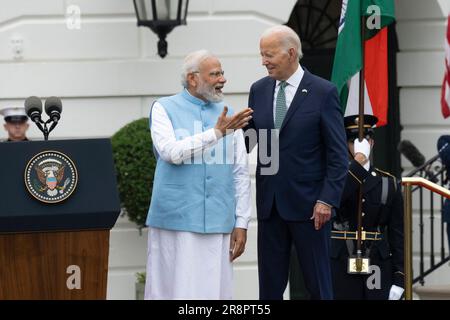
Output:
top-left (0, 107), bottom-right (30, 142)
top-left (330, 114), bottom-right (404, 300)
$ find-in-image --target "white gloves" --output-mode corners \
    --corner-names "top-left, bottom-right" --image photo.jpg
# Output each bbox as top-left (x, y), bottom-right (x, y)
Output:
top-left (388, 285), bottom-right (404, 300)
top-left (354, 138), bottom-right (370, 159)
top-left (354, 138), bottom-right (371, 171)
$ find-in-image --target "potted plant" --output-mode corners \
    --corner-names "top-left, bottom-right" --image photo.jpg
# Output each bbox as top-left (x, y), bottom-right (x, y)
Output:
top-left (135, 272), bottom-right (146, 300)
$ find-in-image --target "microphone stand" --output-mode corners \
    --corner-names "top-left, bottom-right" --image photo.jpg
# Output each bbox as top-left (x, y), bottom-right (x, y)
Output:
top-left (33, 118), bottom-right (59, 141)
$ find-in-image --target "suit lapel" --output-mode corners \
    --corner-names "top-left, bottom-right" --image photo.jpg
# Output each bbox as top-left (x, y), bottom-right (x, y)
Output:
top-left (261, 78), bottom-right (276, 129)
top-left (280, 69), bottom-right (313, 132)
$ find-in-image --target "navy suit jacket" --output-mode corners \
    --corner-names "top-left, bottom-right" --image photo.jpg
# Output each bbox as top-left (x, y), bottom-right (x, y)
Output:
top-left (244, 69), bottom-right (348, 221)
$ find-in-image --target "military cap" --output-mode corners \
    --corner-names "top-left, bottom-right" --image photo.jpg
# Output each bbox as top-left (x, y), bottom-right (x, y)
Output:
top-left (0, 107), bottom-right (28, 123)
top-left (344, 114), bottom-right (378, 141)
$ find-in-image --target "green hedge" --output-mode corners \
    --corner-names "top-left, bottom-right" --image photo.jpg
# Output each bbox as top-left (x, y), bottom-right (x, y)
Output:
top-left (111, 118), bottom-right (156, 228)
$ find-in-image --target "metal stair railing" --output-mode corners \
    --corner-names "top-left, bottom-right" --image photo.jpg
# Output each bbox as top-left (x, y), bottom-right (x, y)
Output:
top-left (402, 176), bottom-right (450, 300)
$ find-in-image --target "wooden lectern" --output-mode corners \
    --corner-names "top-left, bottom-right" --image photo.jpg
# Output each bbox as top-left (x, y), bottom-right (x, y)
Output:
top-left (0, 139), bottom-right (121, 299)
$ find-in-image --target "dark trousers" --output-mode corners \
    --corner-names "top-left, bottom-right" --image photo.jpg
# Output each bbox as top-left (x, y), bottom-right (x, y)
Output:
top-left (331, 256), bottom-right (392, 300)
top-left (257, 203), bottom-right (333, 300)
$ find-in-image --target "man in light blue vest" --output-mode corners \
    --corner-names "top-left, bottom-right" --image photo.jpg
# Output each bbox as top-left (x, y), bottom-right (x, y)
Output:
top-left (144, 50), bottom-right (253, 299)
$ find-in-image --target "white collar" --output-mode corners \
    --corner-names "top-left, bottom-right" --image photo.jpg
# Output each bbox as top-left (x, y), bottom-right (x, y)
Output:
top-left (276, 64), bottom-right (304, 88)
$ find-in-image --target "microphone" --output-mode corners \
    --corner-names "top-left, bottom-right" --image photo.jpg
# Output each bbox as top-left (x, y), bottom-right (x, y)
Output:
top-left (24, 96), bottom-right (43, 123)
top-left (397, 140), bottom-right (425, 167)
top-left (44, 96), bottom-right (62, 123)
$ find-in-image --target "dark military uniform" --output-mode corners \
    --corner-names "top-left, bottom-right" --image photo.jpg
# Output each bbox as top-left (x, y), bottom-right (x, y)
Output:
top-left (3, 138), bottom-right (29, 142)
top-left (438, 135), bottom-right (450, 251)
top-left (330, 161), bottom-right (404, 299)
top-left (330, 115), bottom-right (404, 300)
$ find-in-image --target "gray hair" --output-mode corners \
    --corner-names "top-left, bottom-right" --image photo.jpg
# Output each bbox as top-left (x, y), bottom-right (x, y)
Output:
top-left (261, 25), bottom-right (303, 60)
top-left (181, 50), bottom-right (216, 88)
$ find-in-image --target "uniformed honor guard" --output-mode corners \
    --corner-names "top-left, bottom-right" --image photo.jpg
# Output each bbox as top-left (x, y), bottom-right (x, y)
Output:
top-left (0, 107), bottom-right (30, 142)
top-left (330, 114), bottom-right (405, 300)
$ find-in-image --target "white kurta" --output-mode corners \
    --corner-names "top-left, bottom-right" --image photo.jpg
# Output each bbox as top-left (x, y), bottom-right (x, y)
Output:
top-left (145, 95), bottom-right (252, 300)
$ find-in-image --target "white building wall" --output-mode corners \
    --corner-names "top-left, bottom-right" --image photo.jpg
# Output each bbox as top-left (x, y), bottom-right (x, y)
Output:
top-left (0, 0), bottom-right (297, 299)
top-left (396, 0), bottom-right (450, 288)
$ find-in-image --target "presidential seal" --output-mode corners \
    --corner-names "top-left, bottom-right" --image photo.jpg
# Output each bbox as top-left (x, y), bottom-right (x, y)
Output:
top-left (24, 150), bottom-right (78, 203)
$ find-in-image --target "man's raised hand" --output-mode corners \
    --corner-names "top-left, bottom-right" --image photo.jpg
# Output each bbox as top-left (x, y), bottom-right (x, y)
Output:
top-left (214, 106), bottom-right (253, 138)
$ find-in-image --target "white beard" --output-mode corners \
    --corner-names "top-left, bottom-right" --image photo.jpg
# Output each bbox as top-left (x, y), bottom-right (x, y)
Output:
top-left (197, 82), bottom-right (224, 103)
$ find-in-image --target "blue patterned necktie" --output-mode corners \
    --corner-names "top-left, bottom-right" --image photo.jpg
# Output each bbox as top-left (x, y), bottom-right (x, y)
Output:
top-left (275, 81), bottom-right (287, 129)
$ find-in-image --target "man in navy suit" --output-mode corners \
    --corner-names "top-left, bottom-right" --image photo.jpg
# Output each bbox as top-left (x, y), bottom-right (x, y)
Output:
top-left (244, 25), bottom-right (348, 300)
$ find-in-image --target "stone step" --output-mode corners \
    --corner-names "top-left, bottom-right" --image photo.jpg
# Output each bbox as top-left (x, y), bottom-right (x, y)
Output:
top-left (414, 284), bottom-right (450, 300)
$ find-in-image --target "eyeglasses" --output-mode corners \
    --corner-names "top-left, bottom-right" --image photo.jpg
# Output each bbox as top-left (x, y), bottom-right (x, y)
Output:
top-left (209, 70), bottom-right (225, 78)
top-left (192, 70), bottom-right (225, 79)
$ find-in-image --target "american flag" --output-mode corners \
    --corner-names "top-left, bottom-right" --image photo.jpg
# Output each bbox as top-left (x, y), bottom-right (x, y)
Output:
top-left (441, 14), bottom-right (450, 118)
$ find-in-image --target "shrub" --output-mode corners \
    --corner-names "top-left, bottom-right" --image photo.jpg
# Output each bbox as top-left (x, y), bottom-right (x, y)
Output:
top-left (111, 118), bottom-right (156, 228)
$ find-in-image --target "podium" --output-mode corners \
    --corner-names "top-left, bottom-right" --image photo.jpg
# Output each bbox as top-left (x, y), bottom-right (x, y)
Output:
top-left (0, 139), bottom-right (121, 299)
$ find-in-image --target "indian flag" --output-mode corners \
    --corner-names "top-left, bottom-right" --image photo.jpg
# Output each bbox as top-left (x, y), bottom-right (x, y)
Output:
top-left (331, 0), bottom-right (395, 126)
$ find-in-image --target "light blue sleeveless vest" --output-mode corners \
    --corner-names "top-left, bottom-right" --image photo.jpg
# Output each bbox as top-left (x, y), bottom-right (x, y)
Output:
top-left (146, 89), bottom-right (236, 233)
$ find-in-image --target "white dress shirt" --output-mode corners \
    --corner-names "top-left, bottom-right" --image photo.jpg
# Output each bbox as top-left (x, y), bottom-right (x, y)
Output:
top-left (272, 63), bottom-right (304, 122)
top-left (150, 97), bottom-right (252, 229)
